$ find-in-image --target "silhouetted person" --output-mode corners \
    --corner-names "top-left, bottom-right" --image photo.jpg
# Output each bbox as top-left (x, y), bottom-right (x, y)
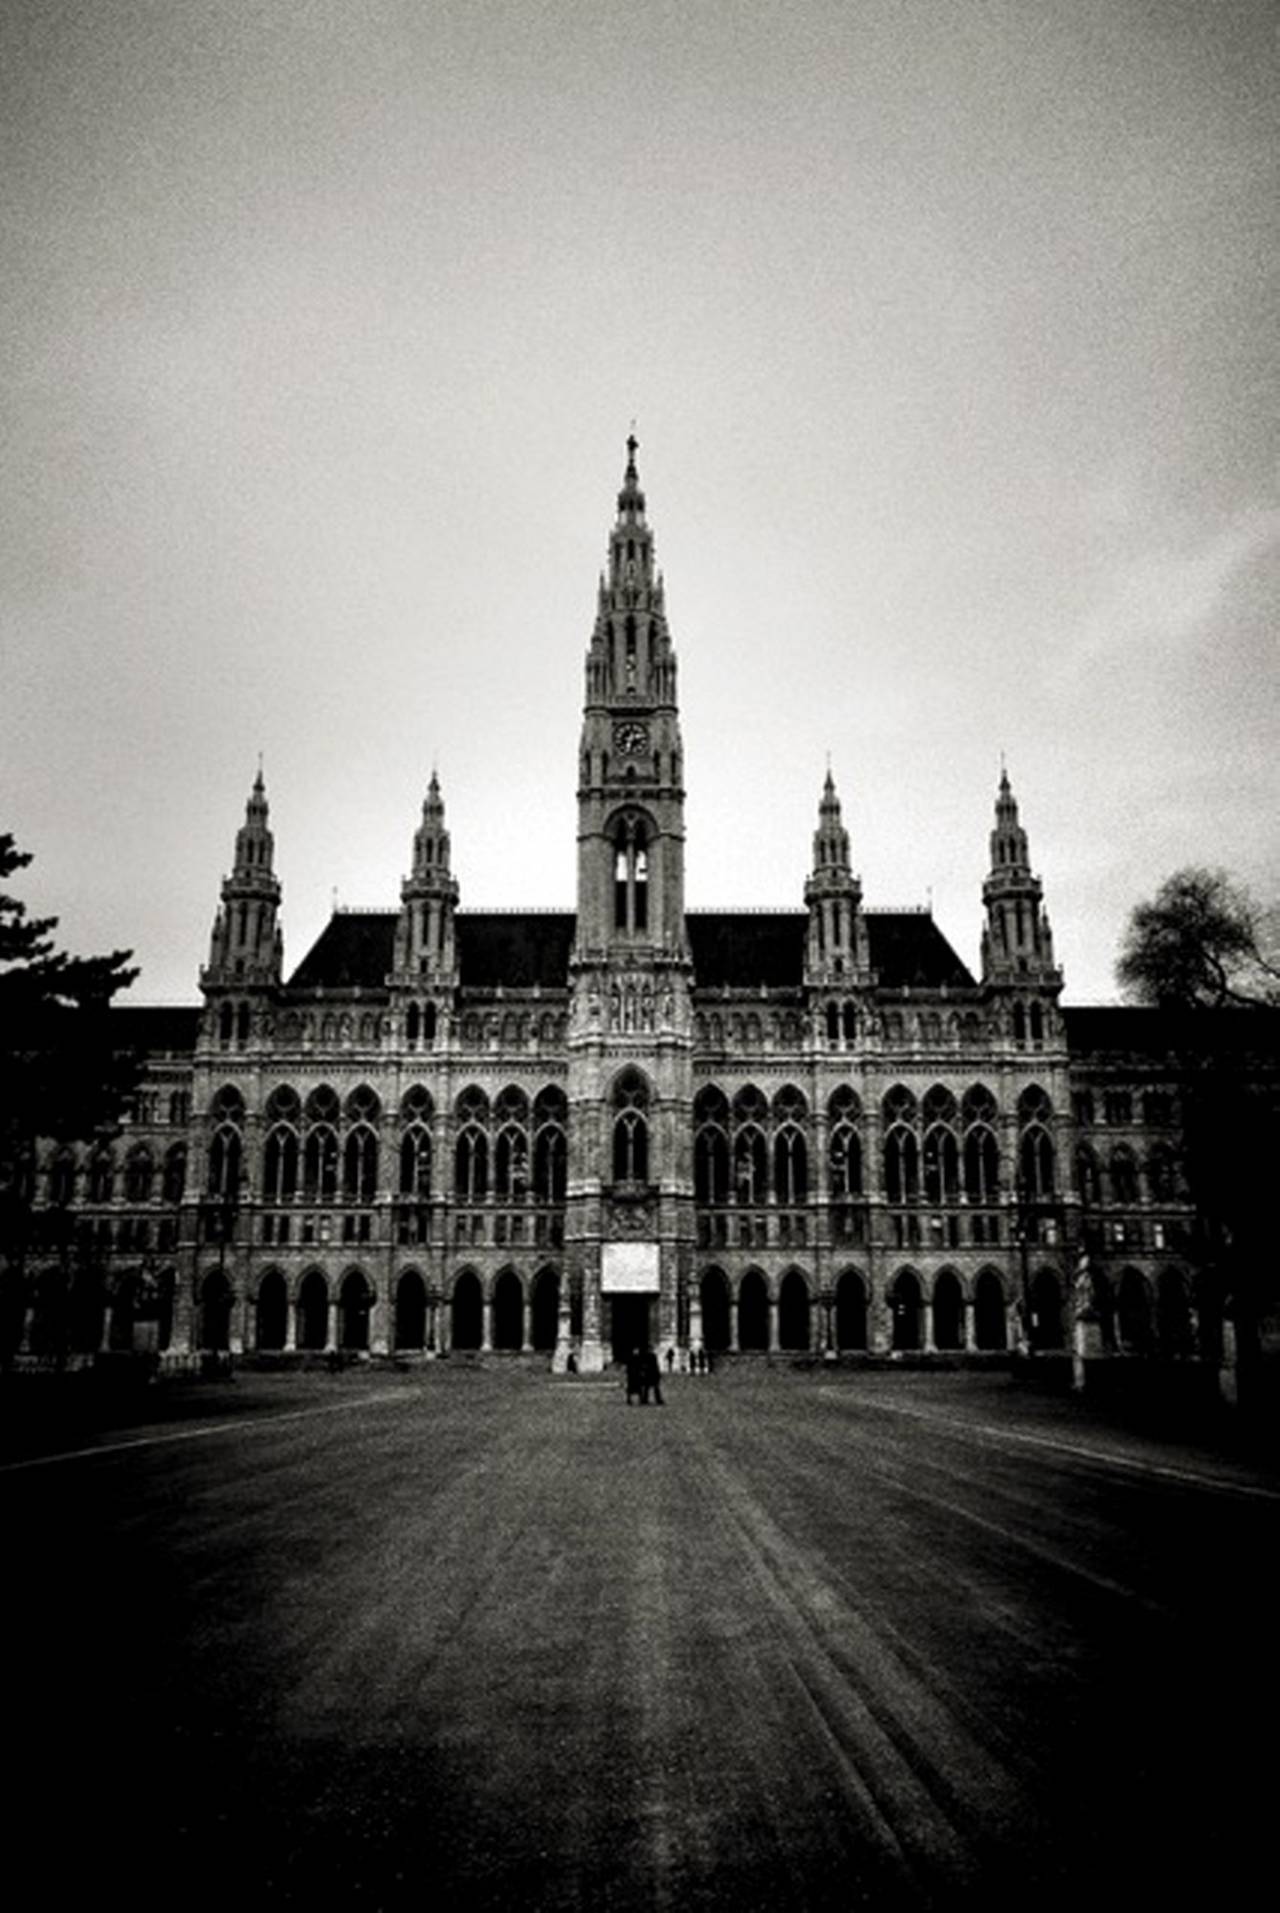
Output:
top-left (642, 1345), bottom-right (663, 1406)
top-left (665, 1345), bottom-right (674, 1374)
top-left (625, 1346), bottom-right (642, 1405)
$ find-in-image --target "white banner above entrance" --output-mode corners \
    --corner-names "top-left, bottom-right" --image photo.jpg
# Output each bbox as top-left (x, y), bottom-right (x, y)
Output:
top-left (601, 1242), bottom-right (659, 1293)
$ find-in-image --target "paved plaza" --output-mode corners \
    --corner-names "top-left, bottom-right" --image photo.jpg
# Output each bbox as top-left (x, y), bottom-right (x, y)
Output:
top-left (4, 1366), bottom-right (1275, 1908)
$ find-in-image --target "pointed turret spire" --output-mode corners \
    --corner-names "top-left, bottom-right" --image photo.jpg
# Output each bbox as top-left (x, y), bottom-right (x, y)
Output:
top-left (203, 770), bottom-right (283, 987)
top-left (582, 434), bottom-right (676, 710)
top-left (980, 768), bottom-right (1059, 986)
top-left (392, 770), bottom-right (459, 984)
top-left (804, 769), bottom-right (866, 987)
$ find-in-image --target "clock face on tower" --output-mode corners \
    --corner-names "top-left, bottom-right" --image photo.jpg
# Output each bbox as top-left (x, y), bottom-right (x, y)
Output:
top-left (613, 721), bottom-right (650, 756)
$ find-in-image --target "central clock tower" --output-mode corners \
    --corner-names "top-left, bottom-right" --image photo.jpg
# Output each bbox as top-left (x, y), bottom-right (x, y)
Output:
top-left (567, 436), bottom-right (694, 1374)
top-left (574, 433), bottom-right (687, 957)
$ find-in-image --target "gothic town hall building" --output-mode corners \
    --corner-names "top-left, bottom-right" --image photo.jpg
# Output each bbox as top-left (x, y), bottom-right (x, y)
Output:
top-left (11, 441), bottom-right (1267, 1377)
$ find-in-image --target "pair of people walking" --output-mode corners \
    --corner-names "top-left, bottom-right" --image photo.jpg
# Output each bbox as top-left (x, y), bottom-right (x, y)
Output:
top-left (624, 1345), bottom-right (663, 1406)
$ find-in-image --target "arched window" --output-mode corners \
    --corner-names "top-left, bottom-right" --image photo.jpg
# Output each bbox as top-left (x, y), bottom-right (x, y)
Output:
top-left (889, 1268), bottom-right (923, 1350)
top-left (207, 1128), bottom-right (241, 1199)
top-left (612, 815), bottom-right (651, 933)
top-left (961, 1084), bottom-right (1000, 1204)
top-left (218, 1002), bottom-right (234, 1046)
top-left (406, 1003), bottom-right (420, 1043)
top-left (533, 1087), bottom-right (568, 1204)
top-left (455, 1126), bottom-right (488, 1201)
top-left (884, 1128), bottom-right (918, 1204)
top-left (921, 1087), bottom-right (959, 1204)
top-left (733, 1126), bottom-right (767, 1204)
top-left (828, 1123), bottom-right (863, 1199)
top-left (974, 1269), bottom-right (1007, 1349)
top-left (48, 1148), bottom-right (76, 1207)
top-left (492, 1269), bottom-right (523, 1350)
top-left (124, 1146), bottom-right (153, 1204)
top-left (297, 1269), bottom-right (328, 1351)
top-left (1147, 1146), bottom-right (1178, 1202)
top-left (256, 1270), bottom-right (288, 1351)
top-left (778, 1269), bottom-right (810, 1351)
top-left (842, 1002), bottom-right (857, 1042)
top-left (826, 1002), bottom-right (839, 1043)
top-left (695, 1125), bottom-right (730, 1205)
top-left (835, 1269), bottom-right (867, 1350)
top-left (162, 1144), bottom-right (186, 1205)
top-left (1020, 1127), bottom-right (1054, 1199)
top-left (612, 1070), bottom-right (650, 1184)
top-left (530, 1267), bottom-right (560, 1351)
top-left (343, 1127), bottom-right (378, 1204)
top-left (451, 1270), bottom-right (483, 1350)
top-left (395, 1270), bottom-right (428, 1351)
top-left (87, 1147), bottom-right (115, 1205)
top-left (1110, 1145), bottom-right (1139, 1207)
top-left (400, 1126), bottom-right (432, 1199)
top-left (963, 1127), bottom-right (999, 1203)
top-left (1018, 1086), bottom-right (1055, 1198)
top-left (1012, 1001), bottom-right (1027, 1045)
top-left (1075, 1145), bottom-right (1101, 1208)
top-left (263, 1127), bottom-right (298, 1202)
top-left (303, 1125), bottom-right (338, 1202)
top-left (774, 1128), bottom-right (808, 1205)
top-left (932, 1270), bottom-right (964, 1349)
top-left (738, 1268), bottom-right (769, 1350)
top-left (1029, 1002), bottom-right (1044, 1043)
top-left (340, 1269), bottom-right (373, 1350)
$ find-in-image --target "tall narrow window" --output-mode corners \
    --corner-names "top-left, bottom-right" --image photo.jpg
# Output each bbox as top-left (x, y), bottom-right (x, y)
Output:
top-left (615, 847), bottom-right (628, 930)
top-left (634, 848), bottom-right (648, 931)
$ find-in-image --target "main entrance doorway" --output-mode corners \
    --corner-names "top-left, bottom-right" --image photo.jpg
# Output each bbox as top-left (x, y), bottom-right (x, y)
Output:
top-left (609, 1292), bottom-right (654, 1364)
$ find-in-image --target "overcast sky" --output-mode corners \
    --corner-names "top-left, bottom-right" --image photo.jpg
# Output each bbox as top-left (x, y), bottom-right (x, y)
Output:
top-left (3, 0), bottom-right (1276, 1007)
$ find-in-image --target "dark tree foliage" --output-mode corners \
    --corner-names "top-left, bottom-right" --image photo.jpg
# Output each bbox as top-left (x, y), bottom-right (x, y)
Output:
top-left (0, 833), bottom-right (139, 1154)
top-left (1117, 867), bottom-right (1279, 1011)
top-left (1118, 867), bottom-right (1280, 1406)
top-left (1, 836), bottom-right (140, 1357)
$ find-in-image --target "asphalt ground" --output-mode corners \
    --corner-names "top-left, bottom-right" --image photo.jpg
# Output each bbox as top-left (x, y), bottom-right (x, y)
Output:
top-left (4, 1367), bottom-right (1276, 1910)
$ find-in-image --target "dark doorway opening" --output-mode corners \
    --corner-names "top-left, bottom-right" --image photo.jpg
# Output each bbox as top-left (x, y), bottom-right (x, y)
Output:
top-left (609, 1292), bottom-right (653, 1364)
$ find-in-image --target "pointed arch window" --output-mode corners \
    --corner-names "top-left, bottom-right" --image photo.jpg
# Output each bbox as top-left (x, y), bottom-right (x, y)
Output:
top-left (49, 1148), bottom-right (77, 1208)
top-left (455, 1127), bottom-right (488, 1202)
top-left (400, 1126), bottom-right (432, 1198)
top-left (263, 1127), bottom-right (298, 1202)
top-left (343, 1126), bottom-right (378, 1204)
top-left (207, 1128), bottom-right (241, 1200)
top-left (611, 1071), bottom-right (650, 1186)
top-left (612, 816), bottom-right (650, 933)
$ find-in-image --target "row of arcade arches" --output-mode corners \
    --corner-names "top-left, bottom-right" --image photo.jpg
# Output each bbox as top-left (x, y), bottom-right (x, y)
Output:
top-left (205, 1265), bottom-right (565, 1354)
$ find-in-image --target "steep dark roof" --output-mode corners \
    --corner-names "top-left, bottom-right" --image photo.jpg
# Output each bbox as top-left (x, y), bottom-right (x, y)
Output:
top-left (866, 913), bottom-right (976, 990)
top-left (685, 911), bottom-right (975, 991)
top-left (109, 1006), bottom-right (201, 1052)
top-left (457, 914), bottom-right (575, 989)
top-left (287, 912), bottom-right (576, 992)
top-left (686, 913), bottom-right (807, 989)
top-left (288, 913), bottom-right (396, 990)
top-left (287, 908), bottom-right (978, 994)
top-left (1065, 1004), bottom-right (1280, 1061)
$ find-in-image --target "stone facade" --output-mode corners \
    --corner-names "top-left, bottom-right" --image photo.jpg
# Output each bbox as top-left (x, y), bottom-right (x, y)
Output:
top-left (8, 440), bottom-right (1273, 1382)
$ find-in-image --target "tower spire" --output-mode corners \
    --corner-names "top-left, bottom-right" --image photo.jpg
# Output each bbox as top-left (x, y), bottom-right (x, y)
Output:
top-left (804, 768), bottom-right (866, 986)
top-left (203, 770), bottom-right (283, 987)
top-left (391, 769), bottom-right (459, 984)
top-left (980, 768), bottom-right (1059, 988)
